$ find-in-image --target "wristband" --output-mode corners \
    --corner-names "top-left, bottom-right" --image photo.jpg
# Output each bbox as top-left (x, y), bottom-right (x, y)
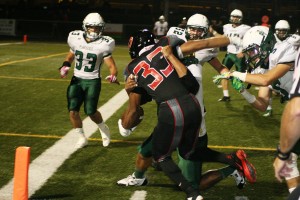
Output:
top-left (240, 89), bottom-right (256, 104)
top-left (232, 71), bottom-right (246, 82)
top-left (62, 61), bottom-right (71, 68)
top-left (276, 145), bottom-right (291, 161)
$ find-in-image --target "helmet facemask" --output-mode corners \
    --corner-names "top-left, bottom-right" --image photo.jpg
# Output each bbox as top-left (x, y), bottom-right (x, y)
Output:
top-left (84, 25), bottom-right (104, 40)
top-left (186, 14), bottom-right (209, 40)
top-left (243, 31), bottom-right (275, 70)
top-left (82, 13), bottom-right (105, 41)
top-left (243, 44), bottom-right (265, 69)
top-left (186, 26), bottom-right (207, 40)
top-left (275, 29), bottom-right (289, 41)
top-left (230, 15), bottom-right (242, 24)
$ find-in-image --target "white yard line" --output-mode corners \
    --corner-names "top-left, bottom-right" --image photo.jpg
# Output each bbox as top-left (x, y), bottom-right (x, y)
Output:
top-left (0, 89), bottom-right (128, 200)
top-left (130, 190), bottom-right (147, 200)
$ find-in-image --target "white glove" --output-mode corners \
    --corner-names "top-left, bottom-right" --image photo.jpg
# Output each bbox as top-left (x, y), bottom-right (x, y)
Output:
top-left (118, 119), bottom-right (132, 137)
top-left (59, 66), bottom-right (70, 78)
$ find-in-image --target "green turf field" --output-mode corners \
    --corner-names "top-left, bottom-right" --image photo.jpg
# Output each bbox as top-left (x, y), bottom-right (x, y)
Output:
top-left (0, 41), bottom-right (289, 199)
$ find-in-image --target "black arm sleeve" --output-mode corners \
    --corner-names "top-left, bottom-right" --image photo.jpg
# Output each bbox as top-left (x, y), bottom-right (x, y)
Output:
top-left (180, 70), bottom-right (199, 95)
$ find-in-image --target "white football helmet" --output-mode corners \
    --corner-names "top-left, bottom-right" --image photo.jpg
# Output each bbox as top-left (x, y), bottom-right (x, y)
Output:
top-left (159, 15), bottom-right (165, 22)
top-left (82, 13), bottom-right (105, 41)
top-left (230, 9), bottom-right (243, 24)
top-left (186, 13), bottom-right (209, 39)
top-left (242, 26), bottom-right (276, 69)
top-left (275, 20), bottom-right (290, 41)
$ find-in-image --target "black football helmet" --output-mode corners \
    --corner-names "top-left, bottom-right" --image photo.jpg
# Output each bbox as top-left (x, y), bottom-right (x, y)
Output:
top-left (128, 29), bottom-right (156, 59)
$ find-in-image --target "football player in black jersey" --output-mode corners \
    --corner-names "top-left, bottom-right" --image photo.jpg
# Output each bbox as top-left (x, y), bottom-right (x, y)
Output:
top-left (119, 29), bottom-right (256, 199)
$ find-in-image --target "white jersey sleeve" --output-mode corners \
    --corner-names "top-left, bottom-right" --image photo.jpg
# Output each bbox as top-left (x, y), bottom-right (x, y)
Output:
top-left (167, 27), bottom-right (187, 42)
top-left (195, 48), bottom-right (219, 65)
top-left (67, 30), bottom-right (115, 79)
top-left (269, 40), bottom-right (298, 94)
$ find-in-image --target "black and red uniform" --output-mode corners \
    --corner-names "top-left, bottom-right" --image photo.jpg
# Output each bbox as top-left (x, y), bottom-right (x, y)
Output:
top-left (126, 35), bottom-right (202, 197)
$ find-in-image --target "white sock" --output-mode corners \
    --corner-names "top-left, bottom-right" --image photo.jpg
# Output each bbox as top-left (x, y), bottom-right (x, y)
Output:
top-left (75, 128), bottom-right (85, 138)
top-left (267, 98), bottom-right (272, 110)
top-left (289, 187), bottom-right (296, 193)
top-left (98, 122), bottom-right (108, 131)
top-left (223, 90), bottom-right (229, 97)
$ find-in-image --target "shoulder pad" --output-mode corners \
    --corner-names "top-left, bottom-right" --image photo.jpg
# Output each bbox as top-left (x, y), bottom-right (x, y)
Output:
top-left (69, 30), bottom-right (83, 36)
top-left (286, 34), bottom-right (300, 46)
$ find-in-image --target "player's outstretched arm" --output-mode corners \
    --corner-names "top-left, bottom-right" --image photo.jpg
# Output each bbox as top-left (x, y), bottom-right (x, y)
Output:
top-left (180, 36), bottom-right (230, 56)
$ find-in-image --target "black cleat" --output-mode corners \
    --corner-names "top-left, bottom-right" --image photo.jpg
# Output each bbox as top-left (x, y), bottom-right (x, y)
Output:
top-left (218, 96), bottom-right (231, 102)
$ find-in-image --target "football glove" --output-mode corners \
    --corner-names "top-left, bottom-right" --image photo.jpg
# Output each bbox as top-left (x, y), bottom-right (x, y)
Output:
top-left (213, 72), bottom-right (231, 85)
top-left (59, 61), bottom-right (71, 78)
top-left (118, 119), bottom-right (137, 137)
top-left (231, 77), bottom-right (245, 92)
top-left (105, 75), bottom-right (120, 85)
top-left (59, 66), bottom-right (70, 78)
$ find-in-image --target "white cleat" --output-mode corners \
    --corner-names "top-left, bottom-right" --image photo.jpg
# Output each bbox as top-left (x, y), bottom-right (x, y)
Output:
top-left (117, 173), bottom-right (148, 186)
top-left (75, 137), bottom-right (88, 148)
top-left (99, 124), bottom-right (111, 147)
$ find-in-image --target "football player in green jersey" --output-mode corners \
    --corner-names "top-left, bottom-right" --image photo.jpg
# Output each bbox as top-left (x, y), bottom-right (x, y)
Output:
top-left (59, 13), bottom-right (119, 148)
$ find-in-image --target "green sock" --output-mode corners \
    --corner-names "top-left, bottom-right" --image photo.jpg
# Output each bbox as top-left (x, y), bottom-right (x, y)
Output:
top-left (219, 166), bottom-right (236, 178)
top-left (134, 169), bottom-right (145, 178)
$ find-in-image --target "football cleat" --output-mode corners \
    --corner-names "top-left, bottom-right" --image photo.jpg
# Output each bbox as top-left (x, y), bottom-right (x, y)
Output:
top-left (117, 173), bottom-right (148, 186)
top-left (231, 169), bottom-right (246, 189)
top-left (75, 137), bottom-right (88, 148)
top-left (218, 96), bottom-right (231, 102)
top-left (233, 150), bottom-right (257, 183)
top-left (187, 195), bottom-right (204, 200)
top-left (99, 124), bottom-right (110, 147)
top-left (262, 108), bottom-right (272, 117)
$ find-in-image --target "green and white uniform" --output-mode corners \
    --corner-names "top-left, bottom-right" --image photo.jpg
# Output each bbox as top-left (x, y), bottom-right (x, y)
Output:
top-left (269, 36), bottom-right (300, 154)
top-left (67, 30), bottom-right (115, 115)
top-left (222, 24), bottom-right (251, 72)
top-left (268, 38), bottom-right (297, 99)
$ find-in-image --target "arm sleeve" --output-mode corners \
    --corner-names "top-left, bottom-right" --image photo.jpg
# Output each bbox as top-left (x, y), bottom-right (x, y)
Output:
top-left (180, 70), bottom-right (199, 95)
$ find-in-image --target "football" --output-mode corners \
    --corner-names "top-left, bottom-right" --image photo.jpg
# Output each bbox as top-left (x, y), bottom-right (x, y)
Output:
top-left (121, 106), bottom-right (144, 129)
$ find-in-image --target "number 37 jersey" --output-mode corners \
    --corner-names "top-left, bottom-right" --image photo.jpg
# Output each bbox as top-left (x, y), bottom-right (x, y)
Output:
top-left (67, 30), bottom-right (115, 79)
top-left (126, 35), bottom-right (189, 103)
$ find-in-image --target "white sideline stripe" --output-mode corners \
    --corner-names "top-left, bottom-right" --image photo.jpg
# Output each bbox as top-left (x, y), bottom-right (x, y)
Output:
top-left (0, 42), bottom-right (23, 46)
top-left (0, 89), bottom-right (128, 199)
top-left (130, 190), bottom-right (147, 200)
